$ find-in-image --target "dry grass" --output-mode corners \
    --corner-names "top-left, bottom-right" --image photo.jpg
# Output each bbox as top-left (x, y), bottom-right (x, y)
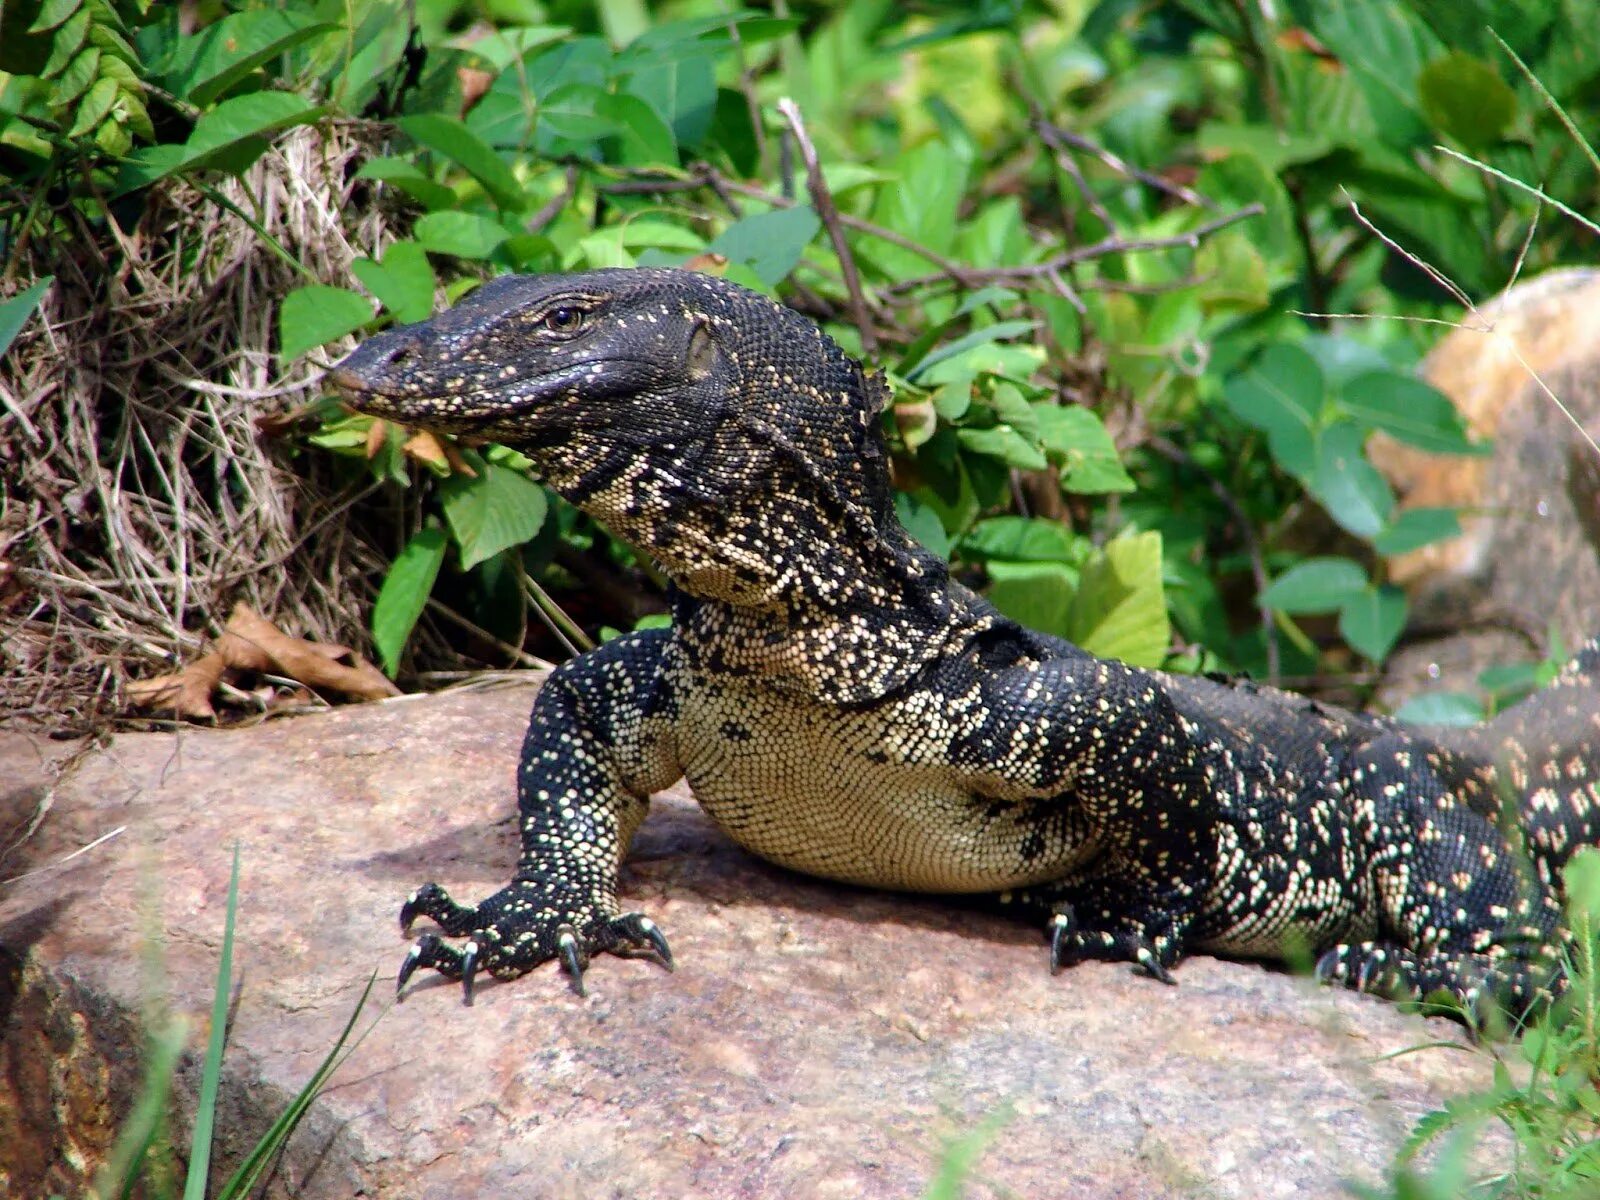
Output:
top-left (0, 123), bottom-right (431, 731)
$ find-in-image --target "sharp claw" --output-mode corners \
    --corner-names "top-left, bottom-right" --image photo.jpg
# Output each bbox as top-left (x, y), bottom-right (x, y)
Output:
top-left (397, 940), bottom-right (425, 999)
top-left (1357, 953), bottom-right (1382, 994)
top-left (1313, 950), bottom-right (1341, 985)
top-left (400, 890), bottom-right (421, 935)
top-left (639, 917), bottom-right (674, 970)
top-left (461, 940), bottom-right (480, 1006)
top-left (558, 928), bottom-right (587, 997)
top-left (1049, 911), bottom-right (1073, 974)
top-left (1136, 944), bottom-right (1177, 986)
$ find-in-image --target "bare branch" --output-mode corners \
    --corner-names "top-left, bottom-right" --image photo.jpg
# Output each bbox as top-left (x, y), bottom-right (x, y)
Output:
top-left (777, 97), bottom-right (880, 353)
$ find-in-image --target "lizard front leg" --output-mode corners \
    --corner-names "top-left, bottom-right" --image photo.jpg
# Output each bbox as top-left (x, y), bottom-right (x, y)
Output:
top-left (959, 648), bottom-right (1218, 982)
top-left (399, 629), bottom-right (682, 1002)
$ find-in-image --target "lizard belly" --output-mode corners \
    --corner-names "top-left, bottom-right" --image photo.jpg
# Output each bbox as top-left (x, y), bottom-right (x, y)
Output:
top-left (675, 679), bottom-right (1092, 893)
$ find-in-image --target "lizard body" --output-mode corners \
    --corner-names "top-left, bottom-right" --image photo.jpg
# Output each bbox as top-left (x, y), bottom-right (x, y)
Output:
top-left (330, 268), bottom-right (1600, 1015)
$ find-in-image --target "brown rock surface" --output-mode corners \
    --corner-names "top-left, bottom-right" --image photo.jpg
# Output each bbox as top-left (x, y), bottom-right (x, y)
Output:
top-left (2, 683), bottom-right (1497, 1199)
top-left (1372, 268), bottom-right (1600, 707)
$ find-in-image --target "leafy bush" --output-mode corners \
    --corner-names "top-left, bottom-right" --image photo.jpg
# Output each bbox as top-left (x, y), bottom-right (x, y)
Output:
top-left (5, 0), bottom-right (1598, 694)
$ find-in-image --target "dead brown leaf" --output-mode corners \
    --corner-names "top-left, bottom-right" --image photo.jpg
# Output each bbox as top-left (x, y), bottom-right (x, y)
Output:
top-left (364, 417), bottom-right (388, 459)
top-left (223, 603), bottom-right (400, 701)
top-left (684, 252), bottom-right (730, 276)
top-left (402, 429), bottom-right (451, 468)
top-left (126, 650), bottom-right (226, 719)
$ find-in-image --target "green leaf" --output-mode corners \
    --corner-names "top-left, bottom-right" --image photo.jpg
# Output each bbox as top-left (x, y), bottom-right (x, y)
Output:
top-left (350, 241), bottom-right (435, 324)
top-left (597, 91), bottom-right (677, 165)
top-left (1312, 421), bottom-right (1393, 539)
top-left (909, 320), bottom-right (1038, 381)
top-left (49, 46), bottom-right (97, 106)
top-left (0, 277), bottom-right (52, 358)
top-left (1065, 531), bottom-right (1170, 668)
top-left (617, 35), bottom-right (717, 144)
top-left (866, 141), bottom-right (971, 278)
top-left (356, 157), bottom-right (457, 212)
top-left (1339, 371), bottom-right (1481, 455)
top-left (278, 286), bottom-right (374, 360)
top-left (537, 82), bottom-right (621, 147)
top-left (1300, 334), bottom-right (1390, 388)
top-left (413, 211), bottom-right (511, 260)
top-left (1221, 343), bottom-right (1324, 478)
top-left (1563, 849), bottom-right (1600, 928)
top-left (1373, 507), bottom-right (1461, 556)
top-left (708, 86), bottom-right (759, 174)
top-left (28, 0), bottom-right (82, 35)
top-left (398, 113), bottom-right (528, 211)
top-left (39, 5), bottom-right (90, 77)
top-left (956, 425), bottom-right (1048, 471)
top-left (961, 516), bottom-right (1085, 564)
top-left (372, 527), bottom-right (447, 677)
top-left (65, 75), bottom-right (116, 138)
top-left (1393, 691), bottom-right (1484, 727)
top-left (1034, 406), bottom-right (1135, 494)
top-left (117, 92), bottom-right (322, 192)
top-left (1312, 0), bottom-right (1436, 149)
top-left (1418, 52), bottom-right (1517, 149)
top-left (162, 10), bottom-right (339, 107)
top-left (1261, 557), bottom-right (1369, 614)
top-left (894, 492), bottom-right (951, 558)
top-left (439, 463), bottom-right (549, 571)
top-left (1339, 584), bottom-right (1407, 661)
top-left (986, 559), bottom-right (1076, 639)
top-left (188, 91), bottom-right (317, 157)
top-left (706, 206), bottom-right (820, 288)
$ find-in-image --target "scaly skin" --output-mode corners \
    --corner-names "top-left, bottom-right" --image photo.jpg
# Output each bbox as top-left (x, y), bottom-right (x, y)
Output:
top-left (330, 268), bottom-right (1600, 1015)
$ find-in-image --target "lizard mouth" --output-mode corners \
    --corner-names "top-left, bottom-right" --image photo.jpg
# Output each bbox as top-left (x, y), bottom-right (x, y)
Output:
top-left (325, 359), bottom-right (620, 432)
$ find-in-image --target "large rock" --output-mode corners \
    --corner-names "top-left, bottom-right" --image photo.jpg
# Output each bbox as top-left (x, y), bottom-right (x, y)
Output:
top-left (1372, 268), bottom-right (1600, 706)
top-left (2, 683), bottom-right (1496, 1198)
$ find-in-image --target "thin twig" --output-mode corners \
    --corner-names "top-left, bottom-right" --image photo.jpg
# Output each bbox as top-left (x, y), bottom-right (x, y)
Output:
top-left (776, 97), bottom-right (879, 352)
top-left (1340, 190), bottom-right (1476, 311)
top-left (527, 165), bottom-right (578, 235)
top-left (884, 204), bottom-right (1265, 293)
top-left (1434, 145), bottom-right (1600, 239)
top-left (1034, 120), bottom-right (1219, 211)
top-left (597, 167), bottom-right (975, 279)
top-left (424, 597), bottom-right (554, 670)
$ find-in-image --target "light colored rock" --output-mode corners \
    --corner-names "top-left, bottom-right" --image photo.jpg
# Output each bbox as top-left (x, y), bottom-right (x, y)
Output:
top-left (2, 683), bottom-right (1497, 1198)
top-left (1372, 268), bottom-right (1600, 706)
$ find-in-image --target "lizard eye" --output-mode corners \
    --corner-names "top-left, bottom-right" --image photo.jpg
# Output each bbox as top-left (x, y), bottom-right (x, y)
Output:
top-left (543, 306), bottom-right (585, 334)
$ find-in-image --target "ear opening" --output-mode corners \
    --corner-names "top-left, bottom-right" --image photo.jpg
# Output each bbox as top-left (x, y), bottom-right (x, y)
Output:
top-left (687, 320), bottom-right (719, 381)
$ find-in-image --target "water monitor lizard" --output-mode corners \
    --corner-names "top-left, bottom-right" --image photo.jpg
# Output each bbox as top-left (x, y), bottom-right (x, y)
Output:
top-left (329, 267), bottom-right (1600, 1016)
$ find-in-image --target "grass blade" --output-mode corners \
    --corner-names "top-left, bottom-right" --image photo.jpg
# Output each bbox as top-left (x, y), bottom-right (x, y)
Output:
top-left (183, 842), bottom-right (240, 1200)
top-left (1489, 28), bottom-right (1600, 180)
top-left (214, 971), bottom-right (381, 1200)
top-left (88, 1016), bottom-right (189, 1200)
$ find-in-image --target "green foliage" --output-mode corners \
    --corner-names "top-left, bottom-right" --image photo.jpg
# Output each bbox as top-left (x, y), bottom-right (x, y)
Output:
top-left (372, 525), bottom-right (447, 677)
top-left (9, 0), bottom-right (1599, 685)
top-left (1359, 850), bottom-right (1600, 1200)
top-left (0, 275), bottom-right (51, 355)
top-left (1394, 637), bottom-right (1571, 726)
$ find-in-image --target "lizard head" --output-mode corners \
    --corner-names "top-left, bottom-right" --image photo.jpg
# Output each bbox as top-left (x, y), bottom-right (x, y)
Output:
top-left (330, 268), bottom-right (898, 597)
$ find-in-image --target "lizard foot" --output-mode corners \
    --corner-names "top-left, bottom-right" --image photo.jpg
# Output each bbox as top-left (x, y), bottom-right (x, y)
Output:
top-left (1314, 941), bottom-right (1561, 1024)
top-left (397, 879), bottom-right (671, 1004)
top-left (1047, 908), bottom-right (1178, 985)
